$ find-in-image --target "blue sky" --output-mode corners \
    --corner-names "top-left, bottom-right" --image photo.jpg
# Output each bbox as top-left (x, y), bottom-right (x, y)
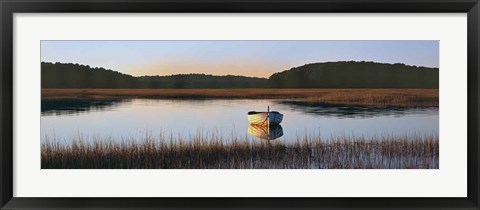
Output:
top-left (41, 40), bottom-right (439, 78)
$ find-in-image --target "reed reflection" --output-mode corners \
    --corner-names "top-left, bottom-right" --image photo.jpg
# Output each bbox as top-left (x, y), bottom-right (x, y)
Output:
top-left (278, 100), bottom-right (438, 118)
top-left (41, 99), bottom-right (125, 116)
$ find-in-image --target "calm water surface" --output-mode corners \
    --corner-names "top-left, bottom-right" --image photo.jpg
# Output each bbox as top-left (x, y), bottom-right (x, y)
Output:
top-left (41, 99), bottom-right (439, 143)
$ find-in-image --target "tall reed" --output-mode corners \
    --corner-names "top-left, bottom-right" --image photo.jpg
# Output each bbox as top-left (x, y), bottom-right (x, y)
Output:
top-left (41, 133), bottom-right (439, 169)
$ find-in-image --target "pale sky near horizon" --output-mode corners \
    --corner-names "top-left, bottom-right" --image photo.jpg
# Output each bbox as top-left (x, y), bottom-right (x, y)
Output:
top-left (41, 40), bottom-right (439, 78)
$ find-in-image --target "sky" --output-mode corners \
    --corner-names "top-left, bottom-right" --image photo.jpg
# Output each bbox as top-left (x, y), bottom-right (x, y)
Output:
top-left (41, 40), bottom-right (439, 78)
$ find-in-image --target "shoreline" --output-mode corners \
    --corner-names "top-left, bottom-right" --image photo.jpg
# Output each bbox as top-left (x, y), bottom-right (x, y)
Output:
top-left (42, 88), bottom-right (439, 107)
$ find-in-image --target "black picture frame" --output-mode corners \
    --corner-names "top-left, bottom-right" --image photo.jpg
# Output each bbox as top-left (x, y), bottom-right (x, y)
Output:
top-left (1, 0), bottom-right (479, 209)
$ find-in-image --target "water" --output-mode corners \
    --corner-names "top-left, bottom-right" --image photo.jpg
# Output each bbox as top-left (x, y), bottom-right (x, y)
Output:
top-left (41, 99), bottom-right (439, 143)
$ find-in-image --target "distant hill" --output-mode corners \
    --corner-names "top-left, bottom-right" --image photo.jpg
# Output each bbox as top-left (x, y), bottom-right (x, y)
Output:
top-left (268, 61), bottom-right (439, 88)
top-left (41, 62), bottom-right (268, 89)
top-left (42, 62), bottom-right (138, 88)
top-left (137, 74), bottom-right (268, 88)
top-left (42, 61), bottom-right (439, 89)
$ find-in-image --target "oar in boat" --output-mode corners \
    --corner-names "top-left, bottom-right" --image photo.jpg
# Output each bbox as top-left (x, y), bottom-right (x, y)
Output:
top-left (259, 106), bottom-right (270, 126)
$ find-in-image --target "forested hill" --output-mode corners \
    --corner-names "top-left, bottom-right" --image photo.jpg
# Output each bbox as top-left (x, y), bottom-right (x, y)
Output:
top-left (42, 62), bottom-right (138, 88)
top-left (136, 75), bottom-right (268, 88)
top-left (42, 61), bottom-right (439, 89)
top-left (41, 62), bottom-right (268, 88)
top-left (268, 61), bottom-right (439, 88)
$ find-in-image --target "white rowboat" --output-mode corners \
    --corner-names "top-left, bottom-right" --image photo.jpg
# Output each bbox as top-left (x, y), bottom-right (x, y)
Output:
top-left (247, 106), bottom-right (283, 125)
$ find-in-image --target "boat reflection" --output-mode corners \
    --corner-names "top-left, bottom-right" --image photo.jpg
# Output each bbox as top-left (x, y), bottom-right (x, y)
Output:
top-left (248, 124), bottom-right (284, 140)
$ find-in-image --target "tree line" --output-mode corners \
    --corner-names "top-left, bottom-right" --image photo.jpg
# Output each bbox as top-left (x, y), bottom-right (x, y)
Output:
top-left (269, 61), bottom-right (438, 88)
top-left (41, 61), bottom-right (438, 89)
top-left (41, 62), bottom-right (268, 88)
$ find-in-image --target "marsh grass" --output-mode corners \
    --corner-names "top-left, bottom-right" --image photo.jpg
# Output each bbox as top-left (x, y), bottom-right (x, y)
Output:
top-left (41, 89), bottom-right (438, 107)
top-left (304, 89), bottom-right (438, 107)
top-left (41, 133), bottom-right (439, 169)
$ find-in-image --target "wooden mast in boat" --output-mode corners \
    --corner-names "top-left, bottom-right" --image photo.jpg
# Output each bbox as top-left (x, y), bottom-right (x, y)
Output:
top-left (267, 106), bottom-right (270, 139)
top-left (267, 106), bottom-right (270, 130)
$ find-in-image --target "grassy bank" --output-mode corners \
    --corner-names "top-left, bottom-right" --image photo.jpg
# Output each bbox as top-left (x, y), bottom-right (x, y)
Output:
top-left (42, 88), bottom-right (439, 107)
top-left (41, 134), bottom-right (439, 169)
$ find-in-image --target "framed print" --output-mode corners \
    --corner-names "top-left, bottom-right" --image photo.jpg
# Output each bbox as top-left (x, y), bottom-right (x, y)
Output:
top-left (1, 0), bottom-right (479, 209)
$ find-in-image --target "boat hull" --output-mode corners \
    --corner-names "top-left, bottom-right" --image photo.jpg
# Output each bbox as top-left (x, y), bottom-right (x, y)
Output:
top-left (247, 112), bottom-right (283, 125)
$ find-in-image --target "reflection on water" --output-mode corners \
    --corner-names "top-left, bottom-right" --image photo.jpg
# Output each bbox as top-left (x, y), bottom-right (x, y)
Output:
top-left (248, 124), bottom-right (284, 140)
top-left (279, 100), bottom-right (438, 118)
top-left (41, 99), bottom-right (439, 144)
top-left (42, 99), bottom-right (438, 119)
top-left (42, 99), bottom-right (124, 116)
